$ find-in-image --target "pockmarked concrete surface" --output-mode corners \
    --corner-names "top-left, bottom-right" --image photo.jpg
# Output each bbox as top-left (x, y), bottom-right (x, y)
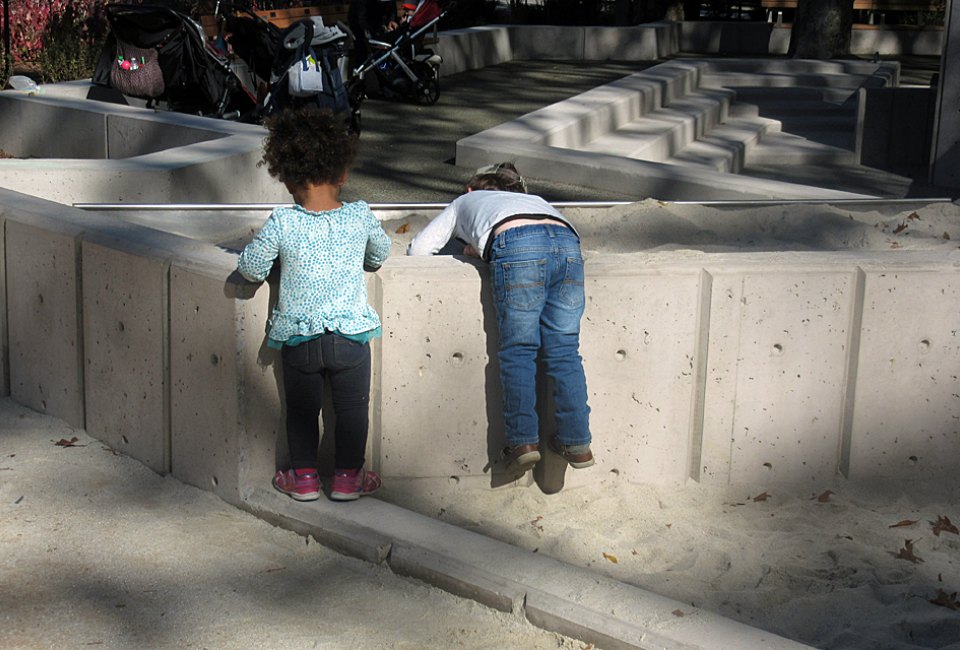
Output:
top-left (0, 398), bottom-right (584, 650)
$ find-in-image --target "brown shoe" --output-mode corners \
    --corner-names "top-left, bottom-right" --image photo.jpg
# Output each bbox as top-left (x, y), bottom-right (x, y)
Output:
top-left (548, 437), bottom-right (595, 469)
top-left (502, 444), bottom-right (541, 473)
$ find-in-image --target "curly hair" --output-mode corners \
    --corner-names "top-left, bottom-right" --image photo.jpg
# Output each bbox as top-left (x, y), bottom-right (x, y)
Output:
top-left (260, 107), bottom-right (358, 190)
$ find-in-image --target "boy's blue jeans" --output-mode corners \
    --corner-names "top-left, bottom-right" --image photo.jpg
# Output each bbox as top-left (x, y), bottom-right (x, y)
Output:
top-left (488, 224), bottom-right (591, 448)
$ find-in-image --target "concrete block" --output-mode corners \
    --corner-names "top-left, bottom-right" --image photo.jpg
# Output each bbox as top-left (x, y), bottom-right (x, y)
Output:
top-left (5, 218), bottom-right (85, 428)
top-left (0, 211), bottom-right (7, 397)
top-left (243, 487), bottom-right (393, 564)
top-left (81, 238), bottom-right (169, 473)
top-left (389, 543), bottom-right (526, 613)
top-left (376, 257), bottom-right (499, 478)
top-left (435, 26), bottom-right (514, 76)
top-left (106, 114), bottom-right (224, 158)
top-left (859, 87), bottom-right (935, 173)
top-left (510, 25), bottom-right (585, 60)
top-left (931, 0), bottom-right (960, 189)
top-left (169, 261), bottom-right (245, 504)
top-left (0, 95), bottom-right (105, 158)
top-left (700, 266), bottom-right (858, 485)
top-left (583, 26), bottom-right (661, 61)
top-left (850, 26), bottom-right (945, 56)
top-left (524, 588), bottom-right (655, 650)
top-left (847, 267), bottom-right (960, 481)
top-left (574, 263), bottom-right (704, 486)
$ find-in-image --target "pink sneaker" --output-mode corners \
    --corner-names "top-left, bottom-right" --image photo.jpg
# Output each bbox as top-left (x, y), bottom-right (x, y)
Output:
top-left (330, 468), bottom-right (382, 501)
top-left (272, 469), bottom-right (320, 501)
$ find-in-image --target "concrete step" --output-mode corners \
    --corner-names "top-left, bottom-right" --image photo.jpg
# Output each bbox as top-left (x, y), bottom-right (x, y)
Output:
top-left (578, 87), bottom-right (736, 162)
top-left (667, 115), bottom-right (782, 173)
top-left (747, 130), bottom-right (859, 165)
top-left (701, 70), bottom-right (879, 90)
top-left (724, 85), bottom-right (861, 105)
top-left (701, 58), bottom-right (898, 77)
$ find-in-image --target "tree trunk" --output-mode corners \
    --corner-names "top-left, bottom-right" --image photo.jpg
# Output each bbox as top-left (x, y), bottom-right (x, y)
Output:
top-left (788, 0), bottom-right (854, 58)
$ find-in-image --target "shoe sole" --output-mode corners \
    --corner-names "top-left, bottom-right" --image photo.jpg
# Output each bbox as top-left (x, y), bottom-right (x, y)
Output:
top-left (548, 440), bottom-right (595, 469)
top-left (506, 450), bottom-right (541, 473)
top-left (272, 477), bottom-right (320, 501)
top-left (329, 487), bottom-right (379, 502)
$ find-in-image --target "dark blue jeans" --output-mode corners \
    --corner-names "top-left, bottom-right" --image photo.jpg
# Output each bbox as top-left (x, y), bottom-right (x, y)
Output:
top-left (489, 224), bottom-right (591, 448)
top-left (281, 333), bottom-right (371, 470)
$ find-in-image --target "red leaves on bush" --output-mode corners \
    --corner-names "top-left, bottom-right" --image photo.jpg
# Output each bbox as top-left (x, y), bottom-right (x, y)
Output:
top-left (0, 1), bottom-right (109, 63)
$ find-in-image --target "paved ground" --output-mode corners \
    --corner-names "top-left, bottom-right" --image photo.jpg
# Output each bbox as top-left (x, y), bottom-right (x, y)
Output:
top-left (343, 55), bottom-right (951, 204)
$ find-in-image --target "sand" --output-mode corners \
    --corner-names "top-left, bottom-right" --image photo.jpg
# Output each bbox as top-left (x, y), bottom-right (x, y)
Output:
top-left (376, 198), bottom-right (960, 649)
top-left (0, 399), bottom-right (583, 649)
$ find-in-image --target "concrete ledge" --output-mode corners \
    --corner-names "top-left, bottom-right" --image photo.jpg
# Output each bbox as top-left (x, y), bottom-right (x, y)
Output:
top-left (0, 93), bottom-right (285, 205)
top-left (432, 22), bottom-right (940, 78)
top-left (240, 486), bottom-right (812, 649)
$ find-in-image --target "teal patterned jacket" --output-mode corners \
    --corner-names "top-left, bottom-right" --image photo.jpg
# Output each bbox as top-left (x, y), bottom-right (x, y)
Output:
top-left (237, 201), bottom-right (391, 343)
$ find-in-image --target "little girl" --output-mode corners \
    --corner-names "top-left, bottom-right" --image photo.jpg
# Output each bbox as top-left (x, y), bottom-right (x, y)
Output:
top-left (237, 106), bottom-right (391, 502)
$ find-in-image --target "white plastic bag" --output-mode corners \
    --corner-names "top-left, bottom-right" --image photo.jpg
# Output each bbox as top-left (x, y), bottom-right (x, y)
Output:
top-left (288, 48), bottom-right (324, 97)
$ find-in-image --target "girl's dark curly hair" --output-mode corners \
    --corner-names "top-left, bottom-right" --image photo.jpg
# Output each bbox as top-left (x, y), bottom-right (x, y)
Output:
top-left (260, 107), bottom-right (358, 190)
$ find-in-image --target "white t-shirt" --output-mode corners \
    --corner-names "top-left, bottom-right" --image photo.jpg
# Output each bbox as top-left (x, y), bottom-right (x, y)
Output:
top-left (406, 191), bottom-right (577, 259)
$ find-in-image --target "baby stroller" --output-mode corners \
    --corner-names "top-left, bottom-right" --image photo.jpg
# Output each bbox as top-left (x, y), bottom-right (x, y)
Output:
top-left (346, 0), bottom-right (449, 109)
top-left (92, 2), bottom-right (257, 121)
top-left (218, 3), bottom-right (357, 131)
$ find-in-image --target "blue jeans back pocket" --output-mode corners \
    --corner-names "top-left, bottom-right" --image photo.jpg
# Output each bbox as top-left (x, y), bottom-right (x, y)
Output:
top-left (559, 257), bottom-right (585, 309)
top-left (496, 259), bottom-right (547, 311)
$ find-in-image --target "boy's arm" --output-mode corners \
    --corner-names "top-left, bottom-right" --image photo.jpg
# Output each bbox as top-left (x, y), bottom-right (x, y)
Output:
top-left (406, 204), bottom-right (457, 256)
top-left (236, 214), bottom-right (281, 282)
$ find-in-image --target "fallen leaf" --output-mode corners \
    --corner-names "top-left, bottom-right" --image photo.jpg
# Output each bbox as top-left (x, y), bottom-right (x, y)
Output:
top-left (890, 241), bottom-right (902, 249)
top-left (752, 491), bottom-right (771, 502)
top-left (930, 515), bottom-right (959, 536)
top-left (672, 609), bottom-right (685, 617)
top-left (930, 589), bottom-right (960, 611)
top-left (893, 221), bottom-right (908, 234)
top-left (815, 490), bottom-right (833, 503)
top-left (395, 223), bottom-right (410, 234)
top-left (895, 539), bottom-right (924, 564)
top-left (602, 552), bottom-right (619, 564)
top-left (944, 232), bottom-right (952, 240)
top-left (888, 519), bottom-right (918, 528)
top-left (907, 211), bottom-right (920, 221)
top-left (54, 437), bottom-right (83, 447)
top-left (665, 523), bottom-right (672, 528)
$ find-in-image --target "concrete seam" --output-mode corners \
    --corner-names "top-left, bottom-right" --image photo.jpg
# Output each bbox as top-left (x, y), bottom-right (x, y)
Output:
top-left (162, 259), bottom-right (172, 475)
top-left (74, 231), bottom-right (86, 430)
top-left (0, 216), bottom-right (8, 397)
top-left (688, 269), bottom-right (713, 482)
top-left (838, 266), bottom-right (866, 477)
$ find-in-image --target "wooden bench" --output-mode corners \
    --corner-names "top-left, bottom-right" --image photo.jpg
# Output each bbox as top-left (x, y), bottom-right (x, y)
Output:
top-left (200, 4), bottom-right (350, 41)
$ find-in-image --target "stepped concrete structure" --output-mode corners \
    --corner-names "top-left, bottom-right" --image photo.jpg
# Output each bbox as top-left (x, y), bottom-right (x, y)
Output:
top-left (0, 19), bottom-right (957, 650)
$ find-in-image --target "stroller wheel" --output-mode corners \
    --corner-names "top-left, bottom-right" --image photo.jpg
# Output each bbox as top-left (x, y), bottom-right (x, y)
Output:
top-left (411, 62), bottom-right (439, 105)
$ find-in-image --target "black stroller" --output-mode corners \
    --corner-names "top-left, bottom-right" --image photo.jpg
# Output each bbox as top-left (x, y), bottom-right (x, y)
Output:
top-left (92, 2), bottom-right (257, 121)
top-left (346, 0), bottom-right (449, 108)
top-left (218, 3), bottom-right (356, 130)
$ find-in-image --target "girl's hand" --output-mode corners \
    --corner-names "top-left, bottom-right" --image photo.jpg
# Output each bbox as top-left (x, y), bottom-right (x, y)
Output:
top-left (463, 244), bottom-right (480, 258)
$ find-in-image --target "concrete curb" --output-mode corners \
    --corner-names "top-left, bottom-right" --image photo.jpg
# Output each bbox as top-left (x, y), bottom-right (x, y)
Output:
top-left (242, 487), bottom-right (812, 649)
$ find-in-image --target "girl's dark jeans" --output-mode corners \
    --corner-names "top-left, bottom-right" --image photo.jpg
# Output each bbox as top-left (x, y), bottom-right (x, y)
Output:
top-left (281, 333), bottom-right (371, 470)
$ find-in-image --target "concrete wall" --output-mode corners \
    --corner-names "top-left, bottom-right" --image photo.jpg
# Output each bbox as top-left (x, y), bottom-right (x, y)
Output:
top-left (431, 22), bottom-right (942, 77)
top-left (1, 188), bottom-right (958, 508)
top-left (0, 93), bottom-right (284, 206)
top-left (858, 86), bottom-right (936, 173)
